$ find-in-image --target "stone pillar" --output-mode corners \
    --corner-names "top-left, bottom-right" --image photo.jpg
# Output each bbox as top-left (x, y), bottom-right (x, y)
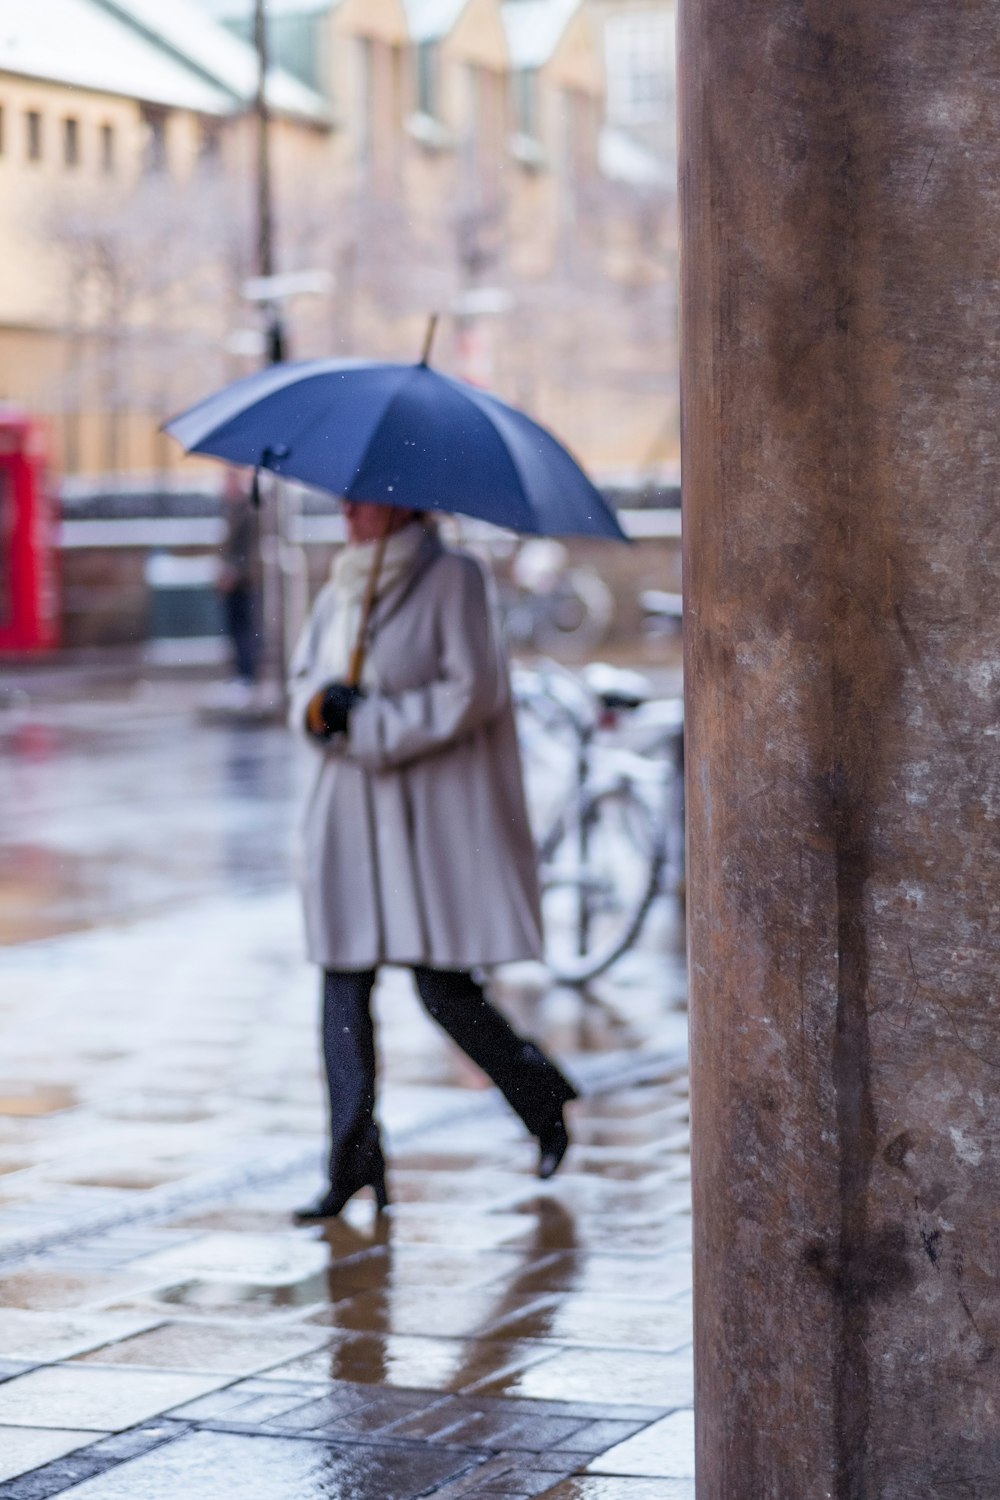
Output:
top-left (680, 3), bottom-right (1000, 1496)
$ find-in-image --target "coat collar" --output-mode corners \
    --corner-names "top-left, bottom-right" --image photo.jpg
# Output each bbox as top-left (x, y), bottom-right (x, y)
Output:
top-left (367, 524), bottom-right (445, 639)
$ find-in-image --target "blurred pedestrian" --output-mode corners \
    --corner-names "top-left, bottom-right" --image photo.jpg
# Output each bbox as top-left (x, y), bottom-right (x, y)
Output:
top-left (217, 468), bottom-right (262, 700)
top-left (288, 502), bottom-right (576, 1221)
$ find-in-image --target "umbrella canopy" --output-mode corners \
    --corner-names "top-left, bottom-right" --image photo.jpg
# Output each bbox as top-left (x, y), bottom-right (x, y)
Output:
top-left (164, 357), bottom-right (627, 541)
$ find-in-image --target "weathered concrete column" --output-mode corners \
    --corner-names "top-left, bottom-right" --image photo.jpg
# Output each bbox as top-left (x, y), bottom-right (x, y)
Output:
top-left (680, 3), bottom-right (1000, 1496)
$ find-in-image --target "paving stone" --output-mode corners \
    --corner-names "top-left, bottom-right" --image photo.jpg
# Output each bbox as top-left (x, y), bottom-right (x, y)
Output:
top-left (469, 1349), bottom-right (694, 1408)
top-left (489, 1293), bottom-right (691, 1354)
top-left (375, 1213), bottom-right (539, 1252)
top-left (0, 1427), bottom-right (98, 1484)
top-left (328, 1286), bottom-right (555, 1341)
top-left (0, 1424), bottom-right (186, 1498)
top-left (28, 1427), bottom-right (475, 1499)
top-left (412, 1453), bottom-right (513, 1496)
top-left (501, 1253), bottom-right (692, 1302)
top-left (430, 1395), bottom-right (668, 1424)
top-left (194, 1390), bottom-right (328, 1427)
top-left (73, 1319), bottom-right (328, 1375)
top-left (0, 1450), bottom-right (113, 1500)
top-left (269, 1331), bottom-right (555, 1394)
top-left (267, 1385), bottom-right (431, 1434)
top-left (550, 1419), bottom-right (652, 1454)
top-left (104, 1266), bottom-right (334, 1322)
top-left (442, 1410), bottom-right (592, 1452)
top-left (0, 1366), bottom-right (228, 1432)
top-left (536, 1481), bottom-right (695, 1500)
top-left (132, 1232), bottom-right (329, 1287)
top-left (167, 1379), bottom-right (330, 1421)
top-left (0, 1272), bottom-right (159, 1312)
top-left (309, 1246), bottom-right (549, 1308)
top-left (586, 1409), bottom-right (695, 1478)
top-left (83, 1424), bottom-right (180, 1460)
top-left (0, 1308), bottom-right (160, 1363)
top-left (477, 1489), bottom-right (567, 1499)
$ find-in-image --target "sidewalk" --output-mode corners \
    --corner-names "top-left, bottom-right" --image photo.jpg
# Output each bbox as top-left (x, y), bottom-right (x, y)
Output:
top-left (0, 686), bottom-right (693, 1498)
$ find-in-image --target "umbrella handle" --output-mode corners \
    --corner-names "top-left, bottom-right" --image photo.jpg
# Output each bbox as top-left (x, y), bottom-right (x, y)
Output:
top-left (345, 523), bottom-right (390, 688)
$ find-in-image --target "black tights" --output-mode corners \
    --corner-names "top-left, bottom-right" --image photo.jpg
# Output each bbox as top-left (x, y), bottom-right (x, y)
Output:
top-left (321, 966), bottom-right (575, 1185)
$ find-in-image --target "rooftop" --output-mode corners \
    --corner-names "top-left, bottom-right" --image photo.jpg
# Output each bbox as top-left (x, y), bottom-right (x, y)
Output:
top-left (400, 0), bottom-right (473, 44)
top-left (502, 0), bottom-right (583, 70)
top-left (0, 0), bottom-right (231, 112)
top-left (194, 0), bottom-right (344, 17)
top-left (0, 0), bottom-right (331, 120)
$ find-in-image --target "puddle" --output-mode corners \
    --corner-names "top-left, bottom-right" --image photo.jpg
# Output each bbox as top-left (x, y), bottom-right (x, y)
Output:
top-left (158, 1274), bottom-right (329, 1313)
top-left (100, 1101), bottom-right (216, 1125)
top-left (0, 1271), bottom-right (158, 1312)
top-left (271, 1330), bottom-right (554, 1394)
top-left (0, 1082), bottom-right (77, 1117)
top-left (56, 1171), bottom-right (181, 1191)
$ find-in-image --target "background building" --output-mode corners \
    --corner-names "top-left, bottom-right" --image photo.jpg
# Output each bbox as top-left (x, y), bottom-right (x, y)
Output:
top-left (0, 0), bottom-right (676, 488)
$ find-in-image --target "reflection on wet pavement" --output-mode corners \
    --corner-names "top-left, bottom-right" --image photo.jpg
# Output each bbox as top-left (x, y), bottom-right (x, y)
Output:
top-left (0, 686), bottom-right (302, 944)
top-left (0, 685), bottom-right (693, 1497)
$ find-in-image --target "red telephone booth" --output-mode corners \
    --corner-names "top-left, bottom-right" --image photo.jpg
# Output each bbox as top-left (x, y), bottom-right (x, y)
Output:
top-left (0, 408), bottom-right (59, 653)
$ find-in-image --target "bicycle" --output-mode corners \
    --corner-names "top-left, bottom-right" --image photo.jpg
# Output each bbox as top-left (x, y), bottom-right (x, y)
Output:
top-left (513, 660), bottom-right (684, 986)
top-left (497, 539), bottom-right (614, 656)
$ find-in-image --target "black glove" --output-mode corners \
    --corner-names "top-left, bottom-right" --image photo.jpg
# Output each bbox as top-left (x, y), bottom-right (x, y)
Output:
top-left (306, 682), bottom-right (364, 740)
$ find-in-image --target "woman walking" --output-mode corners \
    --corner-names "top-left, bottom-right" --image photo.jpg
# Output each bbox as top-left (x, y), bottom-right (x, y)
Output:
top-left (289, 501), bottom-right (577, 1221)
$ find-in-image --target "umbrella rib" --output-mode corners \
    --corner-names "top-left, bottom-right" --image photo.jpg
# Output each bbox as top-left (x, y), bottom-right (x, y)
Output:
top-left (342, 367), bottom-right (535, 526)
top-left (166, 357), bottom-right (366, 442)
top-left (339, 364), bottom-right (431, 499)
top-left (267, 364), bottom-right (414, 487)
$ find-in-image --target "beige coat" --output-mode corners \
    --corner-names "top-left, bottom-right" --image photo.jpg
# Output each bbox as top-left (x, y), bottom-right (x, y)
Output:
top-left (288, 528), bottom-right (544, 970)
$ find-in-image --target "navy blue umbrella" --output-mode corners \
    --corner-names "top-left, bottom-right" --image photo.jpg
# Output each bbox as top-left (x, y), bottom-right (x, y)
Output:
top-left (164, 356), bottom-right (627, 541)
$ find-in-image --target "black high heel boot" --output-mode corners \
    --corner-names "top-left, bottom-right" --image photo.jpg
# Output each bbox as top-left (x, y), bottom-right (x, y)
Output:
top-left (516, 1043), bottom-right (578, 1180)
top-left (537, 1103), bottom-right (574, 1179)
top-left (293, 1158), bottom-right (389, 1223)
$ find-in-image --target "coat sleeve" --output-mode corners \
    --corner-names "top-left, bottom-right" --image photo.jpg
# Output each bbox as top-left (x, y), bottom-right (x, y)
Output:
top-left (345, 555), bottom-right (508, 772)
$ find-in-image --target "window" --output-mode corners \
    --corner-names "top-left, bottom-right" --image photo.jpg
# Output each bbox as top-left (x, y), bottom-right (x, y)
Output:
top-left (513, 70), bottom-right (538, 138)
top-left (141, 105), bottom-right (168, 173)
top-left (199, 118), bottom-right (222, 167)
top-left (472, 66), bottom-right (503, 177)
top-left (416, 41), bottom-right (439, 118)
top-left (356, 36), bottom-right (374, 168)
top-left (63, 117), bottom-right (79, 168)
top-left (605, 13), bottom-right (672, 125)
top-left (100, 123), bottom-right (115, 174)
top-left (25, 110), bottom-right (42, 162)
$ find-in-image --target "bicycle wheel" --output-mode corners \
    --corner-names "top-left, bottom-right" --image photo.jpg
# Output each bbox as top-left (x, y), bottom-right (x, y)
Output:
top-left (539, 783), bottom-right (663, 985)
top-left (533, 568), bottom-right (614, 656)
top-left (513, 675), bottom-right (583, 845)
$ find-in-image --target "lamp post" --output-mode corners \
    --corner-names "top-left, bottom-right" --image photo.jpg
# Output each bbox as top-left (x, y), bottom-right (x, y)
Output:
top-left (251, 0), bottom-right (288, 697)
top-left (253, 0), bottom-right (285, 364)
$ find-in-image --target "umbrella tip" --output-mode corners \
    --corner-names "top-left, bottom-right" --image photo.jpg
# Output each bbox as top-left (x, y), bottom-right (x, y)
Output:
top-left (419, 314), bottom-right (440, 367)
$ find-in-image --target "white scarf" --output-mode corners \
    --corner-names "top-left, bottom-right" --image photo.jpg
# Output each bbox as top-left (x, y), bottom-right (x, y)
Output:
top-left (320, 520), bottom-right (429, 680)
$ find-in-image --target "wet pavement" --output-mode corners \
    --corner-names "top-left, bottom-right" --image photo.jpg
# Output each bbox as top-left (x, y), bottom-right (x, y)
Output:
top-left (0, 680), bottom-right (692, 1497)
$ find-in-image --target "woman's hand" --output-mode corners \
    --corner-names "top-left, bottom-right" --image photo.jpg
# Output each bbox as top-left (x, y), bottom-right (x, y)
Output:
top-left (305, 682), bottom-right (365, 741)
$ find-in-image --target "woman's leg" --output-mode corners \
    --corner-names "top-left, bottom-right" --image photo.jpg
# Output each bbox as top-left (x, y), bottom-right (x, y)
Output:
top-left (411, 967), bottom-right (577, 1143)
top-left (321, 967), bottom-right (384, 1187)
